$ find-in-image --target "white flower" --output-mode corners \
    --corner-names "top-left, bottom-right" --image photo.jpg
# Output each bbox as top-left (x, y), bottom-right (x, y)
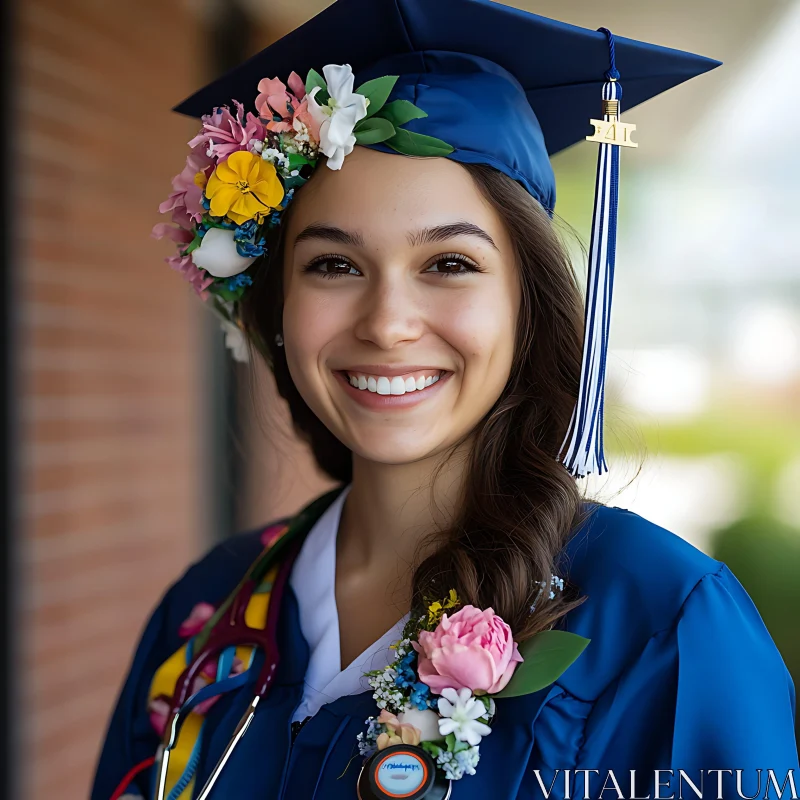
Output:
top-left (261, 147), bottom-right (289, 170)
top-left (220, 320), bottom-right (250, 363)
top-left (397, 707), bottom-right (443, 742)
top-left (191, 228), bottom-right (256, 278)
top-left (436, 746), bottom-right (481, 781)
top-left (307, 64), bottom-right (368, 170)
top-left (437, 688), bottom-right (493, 747)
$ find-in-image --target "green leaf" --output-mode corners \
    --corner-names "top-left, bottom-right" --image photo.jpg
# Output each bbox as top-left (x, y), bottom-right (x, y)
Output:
top-left (378, 99), bottom-right (427, 128)
top-left (452, 739), bottom-right (471, 754)
top-left (215, 285), bottom-right (242, 303)
top-left (355, 75), bottom-right (398, 118)
top-left (354, 117), bottom-right (396, 145)
top-left (445, 733), bottom-right (457, 751)
top-left (305, 68), bottom-right (327, 96)
top-left (421, 741), bottom-right (443, 758)
top-left (287, 153), bottom-right (312, 169)
top-left (184, 232), bottom-right (203, 255)
top-left (492, 630), bottom-right (591, 699)
top-left (384, 129), bottom-right (455, 157)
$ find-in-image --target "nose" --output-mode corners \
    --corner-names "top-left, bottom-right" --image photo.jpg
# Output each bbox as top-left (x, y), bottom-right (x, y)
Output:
top-left (351, 275), bottom-right (426, 350)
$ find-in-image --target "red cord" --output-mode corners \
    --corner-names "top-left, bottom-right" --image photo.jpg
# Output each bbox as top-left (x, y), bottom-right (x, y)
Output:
top-left (109, 755), bottom-right (157, 800)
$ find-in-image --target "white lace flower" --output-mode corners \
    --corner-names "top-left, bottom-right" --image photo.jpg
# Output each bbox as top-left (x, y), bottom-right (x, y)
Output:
top-left (307, 64), bottom-right (368, 170)
top-left (437, 687), bottom-right (493, 746)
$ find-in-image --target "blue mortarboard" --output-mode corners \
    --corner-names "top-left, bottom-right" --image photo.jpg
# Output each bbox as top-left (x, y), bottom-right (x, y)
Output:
top-left (172, 0), bottom-right (720, 477)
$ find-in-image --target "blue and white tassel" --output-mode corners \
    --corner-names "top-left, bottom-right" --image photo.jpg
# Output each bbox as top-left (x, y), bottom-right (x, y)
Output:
top-left (558, 28), bottom-right (637, 479)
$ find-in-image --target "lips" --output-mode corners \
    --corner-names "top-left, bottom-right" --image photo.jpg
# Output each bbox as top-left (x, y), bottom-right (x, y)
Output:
top-left (333, 368), bottom-right (452, 408)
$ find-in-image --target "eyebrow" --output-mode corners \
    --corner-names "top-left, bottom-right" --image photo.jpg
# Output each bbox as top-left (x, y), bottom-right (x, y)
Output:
top-left (293, 221), bottom-right (499, 251)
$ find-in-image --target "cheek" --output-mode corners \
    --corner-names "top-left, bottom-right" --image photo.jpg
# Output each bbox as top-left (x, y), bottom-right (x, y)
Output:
top-left (281, 286), bottom-right (362, 419)
top-left (441, 286), bottom-right (518, 374)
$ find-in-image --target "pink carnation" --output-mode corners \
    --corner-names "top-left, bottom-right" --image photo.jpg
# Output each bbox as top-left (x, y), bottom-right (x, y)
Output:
top-left (151, 222), bottom-right (193, 245)
top-left (166, 254), bottom-right (215, 301)
top-left (158, 148), bottom-right (213, 229)
top-left (188, 101), bottom-right (266, 162)
top-left (414, 605), bottom-right (523, 695)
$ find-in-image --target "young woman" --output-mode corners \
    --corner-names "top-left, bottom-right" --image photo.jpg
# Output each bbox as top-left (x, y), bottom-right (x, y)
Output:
top-left (93, 1), bottom-right (799, 798)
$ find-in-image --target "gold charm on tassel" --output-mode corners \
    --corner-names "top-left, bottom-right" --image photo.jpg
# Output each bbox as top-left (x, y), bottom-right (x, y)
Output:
top-left (586, 91), bottom-right (638, 148)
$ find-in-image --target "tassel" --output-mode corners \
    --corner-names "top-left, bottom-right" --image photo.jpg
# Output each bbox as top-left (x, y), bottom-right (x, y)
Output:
top-left (558, 28), bottom-right (636, 478)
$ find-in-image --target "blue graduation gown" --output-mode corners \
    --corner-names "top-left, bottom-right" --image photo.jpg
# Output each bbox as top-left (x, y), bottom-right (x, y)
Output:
top-left (91, 503), bottom-right (798, 799)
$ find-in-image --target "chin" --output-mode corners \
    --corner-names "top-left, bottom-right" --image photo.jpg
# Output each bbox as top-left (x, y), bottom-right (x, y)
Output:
top-left (347, 437), bottom-right (446, 467)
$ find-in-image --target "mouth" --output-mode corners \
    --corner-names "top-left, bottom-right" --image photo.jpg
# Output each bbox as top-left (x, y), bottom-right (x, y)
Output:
top-left (333, 367), bottom-right (452, 408)
top-left (342, 368), bottom-right (447, 396)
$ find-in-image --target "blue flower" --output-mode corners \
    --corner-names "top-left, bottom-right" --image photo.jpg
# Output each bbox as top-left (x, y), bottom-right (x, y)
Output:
top-left (226, 274), bottom-right (253, 292)
top-left (235, 239), bottom-right (267, 258)
top-left (234, 220), bottom-right (259, 242)
top-left (232, 221), bottom-right (267, 258)
top-left (409, 681), bottom-right (430, 711)
top-left (393, 650), bottom-right (418, 690)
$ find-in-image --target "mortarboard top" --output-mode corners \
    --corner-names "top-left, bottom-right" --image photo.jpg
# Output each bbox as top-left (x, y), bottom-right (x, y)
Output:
top-left (174, 0), bottom-right (720, 211)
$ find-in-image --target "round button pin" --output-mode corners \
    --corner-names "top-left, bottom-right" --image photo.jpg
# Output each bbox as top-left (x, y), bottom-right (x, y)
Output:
top-left (357, 745), bottom-right (451, 800)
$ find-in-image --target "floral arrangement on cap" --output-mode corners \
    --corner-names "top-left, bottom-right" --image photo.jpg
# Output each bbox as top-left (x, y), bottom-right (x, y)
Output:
top-left (153, 63), bottom-right (454, 362)
top-left (357, 588), bottom-right (590, 784)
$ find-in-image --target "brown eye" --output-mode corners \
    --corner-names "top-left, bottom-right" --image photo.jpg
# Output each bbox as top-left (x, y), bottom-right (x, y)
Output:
top-left (424, 253), bottom-right (482, 276)
top-left (304, 256), bottom-right (361, 278)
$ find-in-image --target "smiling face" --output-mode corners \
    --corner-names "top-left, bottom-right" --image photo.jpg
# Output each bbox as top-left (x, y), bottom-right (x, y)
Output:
top-left (280, 146), bottom-right (521, 466)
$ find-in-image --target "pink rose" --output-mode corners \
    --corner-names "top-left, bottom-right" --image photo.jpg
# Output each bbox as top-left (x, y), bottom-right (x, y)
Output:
top-left (414, 605), bottom-right (523, 695)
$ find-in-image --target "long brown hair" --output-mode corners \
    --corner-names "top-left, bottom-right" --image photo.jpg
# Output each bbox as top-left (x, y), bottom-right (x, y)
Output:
top-left (240, 160), bottom-right (590, 640)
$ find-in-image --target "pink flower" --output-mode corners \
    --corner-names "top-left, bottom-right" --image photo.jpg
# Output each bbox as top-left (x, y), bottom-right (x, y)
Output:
top-left (151, 222), bottom-right (193, 245)
top-left (158, 148), bottom-right (212, 229)
top-left (178, 602), bottom-right (215, 638)
top-left (188, 101), bottom-right (266, 162)
top-left (414, 605), bottom-right (524, 695)
top-left (376, 709), bottom-right (422, 749)
top-left (256, 73), bottom-right (303, 126)
top-left (166, 254), bottom-right (215, 301)
top-left (255, 73), bottom-right (321, 141)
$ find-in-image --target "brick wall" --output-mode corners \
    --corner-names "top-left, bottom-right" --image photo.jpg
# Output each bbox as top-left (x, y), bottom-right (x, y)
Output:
top-left (14, 2), bottom-right (205, 797)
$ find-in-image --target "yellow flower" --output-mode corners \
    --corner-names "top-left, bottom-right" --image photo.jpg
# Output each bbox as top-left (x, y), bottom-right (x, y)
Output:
top-left (205, 150), bottom-right (284, 225)
top-left (427, 589), bottom-right (460, 628)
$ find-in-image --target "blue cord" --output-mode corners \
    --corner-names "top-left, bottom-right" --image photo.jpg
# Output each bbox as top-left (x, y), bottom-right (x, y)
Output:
top-left (166, 724), bottom-right (205, 800)
top-left (597, 27), bottom-right (621, 82)
top-left (164, 647), bottom-right (246, 799)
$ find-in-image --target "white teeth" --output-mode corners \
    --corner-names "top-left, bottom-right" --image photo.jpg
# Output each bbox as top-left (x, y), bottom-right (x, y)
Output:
top-left (345, 370), bottom-right (444, 394)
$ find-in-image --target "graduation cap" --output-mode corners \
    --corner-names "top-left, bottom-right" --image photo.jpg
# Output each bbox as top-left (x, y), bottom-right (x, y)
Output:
top-left (173, 0), bottom-right (720, 478)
